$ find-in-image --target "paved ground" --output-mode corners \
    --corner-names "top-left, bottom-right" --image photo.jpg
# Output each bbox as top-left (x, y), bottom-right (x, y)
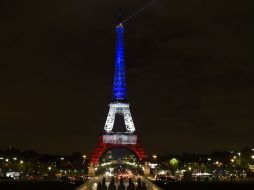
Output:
top-left (76, 177), bottom-right (162, 190)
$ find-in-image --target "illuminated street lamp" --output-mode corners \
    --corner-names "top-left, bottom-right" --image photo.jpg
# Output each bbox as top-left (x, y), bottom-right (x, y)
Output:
top-left (152, 155), bottom-right (157, 160)
top-left (251, 155), bottom-right (254, 159)
top-left (231, 159), bottom-right (234, 163)
top-left (20, 160), bottom-right (23, 164)
top-left (48, 166), bottom-right (52, 171)
top-left (238, 152), bottom-right (241, 156)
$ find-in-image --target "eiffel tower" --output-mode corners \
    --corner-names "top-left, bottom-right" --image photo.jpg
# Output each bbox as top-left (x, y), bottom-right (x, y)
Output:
top-left (89, 20), bottom-right (145, 165)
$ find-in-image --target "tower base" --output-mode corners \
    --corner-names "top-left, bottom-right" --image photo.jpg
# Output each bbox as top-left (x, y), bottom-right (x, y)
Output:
top-left (89, 135), bottom-right (145, 165)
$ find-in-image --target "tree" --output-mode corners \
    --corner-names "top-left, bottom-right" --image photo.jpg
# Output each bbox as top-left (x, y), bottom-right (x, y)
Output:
top-left (168, 158), bottom-right (179, 174)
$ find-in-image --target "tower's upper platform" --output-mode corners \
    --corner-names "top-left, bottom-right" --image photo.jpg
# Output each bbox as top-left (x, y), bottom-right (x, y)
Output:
top-left (112, 23), bottom-right (127, 102)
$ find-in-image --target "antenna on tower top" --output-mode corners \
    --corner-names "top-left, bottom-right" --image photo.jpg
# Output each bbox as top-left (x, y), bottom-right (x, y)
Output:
top-left (117, 11), bottom-right (123, 24)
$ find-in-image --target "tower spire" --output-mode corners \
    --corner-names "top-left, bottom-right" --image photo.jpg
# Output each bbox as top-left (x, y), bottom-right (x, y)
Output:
top-left (112, 21), bottom-right (127, 101)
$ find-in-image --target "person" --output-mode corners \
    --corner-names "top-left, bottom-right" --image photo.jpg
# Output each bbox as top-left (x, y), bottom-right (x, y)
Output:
top-left (127, 178), bottom-right (135, 190)
top-left (97, 182), bottom-right (102, 190)
top-left (108, 177), bottom-right (116, 190)
top-left (118, 178), bottom-right (125, 190)
top-left (141, 182), bottom-right (147, 190)
top-left (102, 177), bottom-right (107, 190)
top-left (136, 178), bottom-right (142, 190)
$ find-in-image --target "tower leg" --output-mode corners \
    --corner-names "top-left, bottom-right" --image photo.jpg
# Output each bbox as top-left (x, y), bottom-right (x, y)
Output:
top-left (104, 105), bottom-right (116, 132)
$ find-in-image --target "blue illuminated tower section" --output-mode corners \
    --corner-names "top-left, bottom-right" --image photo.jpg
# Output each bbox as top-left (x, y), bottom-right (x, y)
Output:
top-left (112, 23), bottom-right (127, 101)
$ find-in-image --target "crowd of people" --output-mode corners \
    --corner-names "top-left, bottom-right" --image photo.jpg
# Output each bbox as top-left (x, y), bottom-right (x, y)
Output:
top-left (97, 178), bottom-right (147, 190)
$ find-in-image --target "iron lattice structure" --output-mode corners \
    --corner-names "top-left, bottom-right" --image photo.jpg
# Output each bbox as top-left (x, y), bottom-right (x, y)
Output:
top-left (89, 22), bottom-right (145, 164)
top-left (112, 24), bottom-right (127, 101)
top-left (104, 103), bottom-right (135, 133)
top-left (90, 136), bottom-right (145, 164)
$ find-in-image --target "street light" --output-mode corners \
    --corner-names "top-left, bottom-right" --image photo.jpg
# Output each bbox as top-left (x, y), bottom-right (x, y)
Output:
top-left (152, 155), bottom-right (157, 160)
top-left (251, 155), bottom-right (254, 159)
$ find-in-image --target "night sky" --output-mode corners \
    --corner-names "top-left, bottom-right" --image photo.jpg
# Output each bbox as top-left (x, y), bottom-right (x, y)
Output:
top-left (0, 0), bottom-right (252, 155)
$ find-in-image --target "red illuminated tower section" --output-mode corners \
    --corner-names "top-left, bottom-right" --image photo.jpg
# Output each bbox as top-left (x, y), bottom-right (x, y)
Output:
top-left (89, 21), bottom-right (145, 164)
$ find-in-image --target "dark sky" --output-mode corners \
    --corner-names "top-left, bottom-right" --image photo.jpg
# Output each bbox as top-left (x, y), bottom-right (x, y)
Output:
top-left (0, 0), bottom-right (252, 155)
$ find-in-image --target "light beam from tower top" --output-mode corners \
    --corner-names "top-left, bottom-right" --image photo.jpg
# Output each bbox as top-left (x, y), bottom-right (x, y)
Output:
top-left (112, 22), bottom-right (127, 102)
